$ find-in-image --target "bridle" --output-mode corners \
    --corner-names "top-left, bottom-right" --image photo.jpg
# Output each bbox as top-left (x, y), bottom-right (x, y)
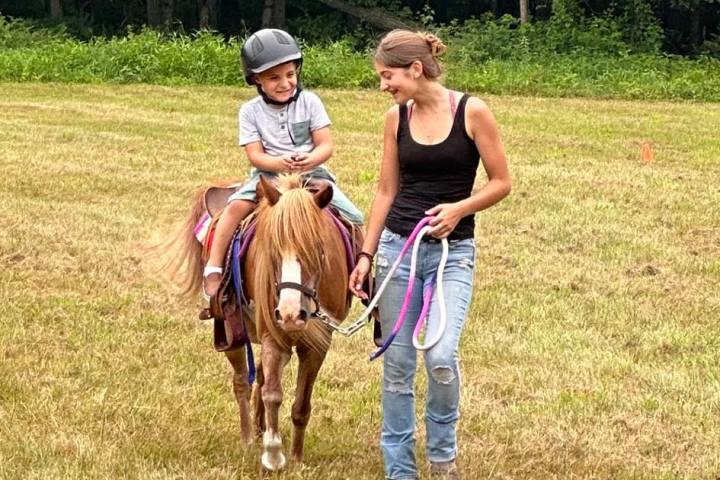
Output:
top-left (275, 280), bottom-right (321, 319)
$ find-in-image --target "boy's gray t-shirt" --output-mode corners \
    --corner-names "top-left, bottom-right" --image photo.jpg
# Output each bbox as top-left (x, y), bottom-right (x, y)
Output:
top-left (239, 90), bottom-right (331, 156)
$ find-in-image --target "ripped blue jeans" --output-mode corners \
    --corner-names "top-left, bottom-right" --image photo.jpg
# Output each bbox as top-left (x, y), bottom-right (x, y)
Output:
top-left (375, 228), bottom-right (475, 480)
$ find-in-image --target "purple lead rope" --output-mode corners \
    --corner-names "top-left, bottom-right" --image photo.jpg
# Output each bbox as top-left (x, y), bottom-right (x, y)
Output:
top-left (369, 218), bottom-right (447, 361)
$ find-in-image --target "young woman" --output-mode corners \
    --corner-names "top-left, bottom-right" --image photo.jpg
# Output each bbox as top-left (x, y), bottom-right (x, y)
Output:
top-left (348, 30), bottom-right (511, 480)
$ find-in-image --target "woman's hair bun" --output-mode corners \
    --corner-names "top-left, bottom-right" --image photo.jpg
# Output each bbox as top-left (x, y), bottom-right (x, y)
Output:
top-left (418, 32), bottom-right (447, 58)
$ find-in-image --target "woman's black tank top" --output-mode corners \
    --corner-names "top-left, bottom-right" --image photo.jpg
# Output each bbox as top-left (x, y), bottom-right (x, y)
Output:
top-left (386, 94), bottom-right (480, 240)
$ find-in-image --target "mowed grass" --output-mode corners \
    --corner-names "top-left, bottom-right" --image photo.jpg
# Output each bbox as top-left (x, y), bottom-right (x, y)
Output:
top-left (0, 82), bottom-right (719, 479)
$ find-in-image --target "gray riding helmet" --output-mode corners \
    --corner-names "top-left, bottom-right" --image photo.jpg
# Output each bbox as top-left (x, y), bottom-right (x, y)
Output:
top-left (241, 29), bottom-right (303, 85)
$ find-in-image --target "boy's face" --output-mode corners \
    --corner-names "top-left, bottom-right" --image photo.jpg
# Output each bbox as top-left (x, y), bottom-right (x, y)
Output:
top-left (253, 62), bottom-right (298, 103)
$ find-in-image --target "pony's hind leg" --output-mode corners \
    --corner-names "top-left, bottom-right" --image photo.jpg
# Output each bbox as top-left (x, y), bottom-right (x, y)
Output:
top-left (290, 341), bottom-right (328, 463)
top-left (224, 347), bottom-right (253, 445)
top-left (260, 338), bottom-right (291, 471)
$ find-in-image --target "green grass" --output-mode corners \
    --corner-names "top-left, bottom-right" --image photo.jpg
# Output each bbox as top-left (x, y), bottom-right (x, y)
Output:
top-left (1, 19), bottom-right (720, 101)
top-left (1, 82), bottom-right (719, 479)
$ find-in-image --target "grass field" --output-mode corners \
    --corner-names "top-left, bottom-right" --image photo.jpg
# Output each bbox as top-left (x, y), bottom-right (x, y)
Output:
top-left (1, 83), bottom-right (719, 479)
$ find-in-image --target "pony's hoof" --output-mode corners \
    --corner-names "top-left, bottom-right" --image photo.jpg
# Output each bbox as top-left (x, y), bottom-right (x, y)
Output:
top-left (261, 450), bottom-right (286, 471)
top-left (261, 431), bottom-right (286, 471)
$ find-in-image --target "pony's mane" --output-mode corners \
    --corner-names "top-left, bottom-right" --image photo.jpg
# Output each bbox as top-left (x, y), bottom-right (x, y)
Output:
top-left (252, 174), bottom-right (332, 353)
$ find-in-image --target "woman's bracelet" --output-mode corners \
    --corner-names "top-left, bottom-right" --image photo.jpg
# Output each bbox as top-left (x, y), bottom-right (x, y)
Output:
top-left (356, 251), bottom-right (375, 264)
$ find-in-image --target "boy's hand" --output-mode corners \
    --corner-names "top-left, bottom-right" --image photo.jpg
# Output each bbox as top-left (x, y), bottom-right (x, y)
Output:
top-left (291, 152), bottom-right (313, 172)
top-left (279, 154), bottom-right (296, 172)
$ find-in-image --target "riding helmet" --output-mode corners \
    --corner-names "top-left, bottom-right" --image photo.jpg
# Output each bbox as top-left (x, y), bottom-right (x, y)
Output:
top-left (241, 29), bottom-right (303, 85)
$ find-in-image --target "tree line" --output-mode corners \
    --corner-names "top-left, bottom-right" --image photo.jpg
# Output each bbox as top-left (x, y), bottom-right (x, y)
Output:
top-left (0, 0), bottom-right (718, 56)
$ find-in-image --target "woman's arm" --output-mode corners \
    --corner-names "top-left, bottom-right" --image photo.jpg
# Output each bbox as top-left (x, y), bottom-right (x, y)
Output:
top-left (426, 96), bottom-right (511, 238)
top-left (349, 106), bottom-right (401, 298)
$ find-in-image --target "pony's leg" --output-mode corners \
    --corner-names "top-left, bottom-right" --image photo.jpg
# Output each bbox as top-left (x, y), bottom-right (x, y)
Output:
top-left (290, 342), bottom-right (328, 463)
top-left (260, 340), bottom-right (291, 471)
top-left (224, 347), bottom-right (253, 445)
top-left (252, 359), bottom-right (266, 437)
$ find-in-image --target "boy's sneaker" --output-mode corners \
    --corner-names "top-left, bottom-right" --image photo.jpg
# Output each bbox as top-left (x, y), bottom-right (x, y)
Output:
top-left (203, 266), bottom-right (223, 301)
top-left (430, 460), bottom-right (460, 479)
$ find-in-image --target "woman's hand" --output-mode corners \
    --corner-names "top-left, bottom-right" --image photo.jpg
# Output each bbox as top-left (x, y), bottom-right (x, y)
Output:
top-left (349, 257), bottom-right (372, 299)
top-left (425, 203), bottom-right (464, 239)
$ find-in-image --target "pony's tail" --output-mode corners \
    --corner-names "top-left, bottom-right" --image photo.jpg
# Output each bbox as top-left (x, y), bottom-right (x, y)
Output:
top-left (145, 187), bottom-right (207, 298)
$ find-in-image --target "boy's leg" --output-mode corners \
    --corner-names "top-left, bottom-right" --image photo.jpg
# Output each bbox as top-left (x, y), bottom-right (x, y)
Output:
top-left (327, 184), bottom-right (364, 225)
top-left (204, 199), bottom-right (255, 298)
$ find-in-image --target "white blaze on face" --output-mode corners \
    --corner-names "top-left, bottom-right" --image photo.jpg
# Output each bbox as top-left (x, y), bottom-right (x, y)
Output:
top-left (276, 253), bottom-right (302, 320)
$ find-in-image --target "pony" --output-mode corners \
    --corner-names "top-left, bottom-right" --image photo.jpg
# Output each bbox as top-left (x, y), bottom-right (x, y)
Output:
top-left (165, 173), bottom-right (354, 470)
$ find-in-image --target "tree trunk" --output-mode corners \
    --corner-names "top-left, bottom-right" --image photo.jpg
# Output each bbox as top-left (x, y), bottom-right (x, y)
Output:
top-left (161, 0), bottom-right (175, 29)
top-left (49, 0), bottom-right (62, 18)
top-left (316, 0), bottom-right (418, 32)
top-left (199, 0), bottom-right (220, 30)
top-left (148, 0), bottom-right (161, 26)
top-left (261, 0), bottom-right (285, 29)
top-left (148, 0), bottom-right (175, 30)
top-left (519, 0), bottom-right (530, 25)
top-left (689, 4), bottom-right (702, 53)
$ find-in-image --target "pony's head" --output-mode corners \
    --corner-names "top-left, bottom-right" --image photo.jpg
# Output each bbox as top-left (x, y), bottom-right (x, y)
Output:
top-left (252, 174), bottom-right (336, 349)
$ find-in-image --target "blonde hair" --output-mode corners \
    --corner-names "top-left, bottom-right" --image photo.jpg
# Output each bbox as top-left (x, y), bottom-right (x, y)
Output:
top-left (374, 29), bottom-right (447, 80)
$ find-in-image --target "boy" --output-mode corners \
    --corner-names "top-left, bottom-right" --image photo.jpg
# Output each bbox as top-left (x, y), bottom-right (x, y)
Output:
top-left (203, 28), bottom-right (363, 299)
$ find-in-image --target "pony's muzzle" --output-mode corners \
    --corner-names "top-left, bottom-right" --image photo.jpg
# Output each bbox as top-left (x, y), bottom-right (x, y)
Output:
top-left (274, 307), bottom-right (309, 331)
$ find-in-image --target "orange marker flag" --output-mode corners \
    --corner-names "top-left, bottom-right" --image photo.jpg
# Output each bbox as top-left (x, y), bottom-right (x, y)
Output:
top-left (641, 142), bottom-right (654, 165)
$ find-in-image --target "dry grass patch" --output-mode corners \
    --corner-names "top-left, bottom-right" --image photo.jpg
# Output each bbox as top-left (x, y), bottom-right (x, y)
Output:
top-left (1, 83), bottom-right (719, 479)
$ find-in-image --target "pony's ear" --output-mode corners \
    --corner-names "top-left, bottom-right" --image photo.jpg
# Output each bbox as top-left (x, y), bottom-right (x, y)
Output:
top-left (257, 175), bottom-right (281, 205)
top-left (313, 183), bottom-right (333, 209)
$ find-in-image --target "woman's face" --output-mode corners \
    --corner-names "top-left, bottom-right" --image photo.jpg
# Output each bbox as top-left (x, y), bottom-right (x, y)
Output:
top-left (374, 61), bottom-right (417, 104)
top-left (254, 61), bottom-right (298, 103)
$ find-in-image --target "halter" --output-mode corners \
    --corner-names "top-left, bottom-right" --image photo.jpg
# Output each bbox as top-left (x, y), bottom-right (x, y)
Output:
top-left (316, 217), bottom-right (450, 360)
top-left (275, 280), bottom-right (321, 317)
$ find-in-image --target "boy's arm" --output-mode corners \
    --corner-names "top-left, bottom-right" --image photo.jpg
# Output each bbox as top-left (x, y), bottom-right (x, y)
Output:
top-left (291, 126), bottom-right (333, 172)
top-left (244, 141), bottom-right (297, 173)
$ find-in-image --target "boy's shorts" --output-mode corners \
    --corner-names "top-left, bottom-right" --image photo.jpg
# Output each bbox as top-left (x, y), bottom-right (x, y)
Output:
top-left (227, 166), bottom-right (364, 225)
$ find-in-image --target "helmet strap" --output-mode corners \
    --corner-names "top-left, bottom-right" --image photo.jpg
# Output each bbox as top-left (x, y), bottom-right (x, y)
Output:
top-left (257, 83), bottom-right (303, 106)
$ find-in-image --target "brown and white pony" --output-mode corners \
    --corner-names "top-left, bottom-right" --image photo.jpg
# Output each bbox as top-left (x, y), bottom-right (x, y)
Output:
top-left (165, 174), bottom-right (352, 470)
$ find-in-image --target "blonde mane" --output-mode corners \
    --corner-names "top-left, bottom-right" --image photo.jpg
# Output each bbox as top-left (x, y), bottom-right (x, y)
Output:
top-left (252, 174), bottom-right (334, 353)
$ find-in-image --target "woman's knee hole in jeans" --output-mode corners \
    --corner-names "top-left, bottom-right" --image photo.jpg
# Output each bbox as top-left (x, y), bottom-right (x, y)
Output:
top-left (386, 379), bottom-right (414, 395)
top-left (430, 365), bottom-right (455, 385)
top-left (384, 355), bottom-right (415, 395)
top-left (426, 349), bottom-right (458, 385)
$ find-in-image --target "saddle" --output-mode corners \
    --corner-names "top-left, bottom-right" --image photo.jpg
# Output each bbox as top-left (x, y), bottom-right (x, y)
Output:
top-left (204, 183), bottom-right (243, 218)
